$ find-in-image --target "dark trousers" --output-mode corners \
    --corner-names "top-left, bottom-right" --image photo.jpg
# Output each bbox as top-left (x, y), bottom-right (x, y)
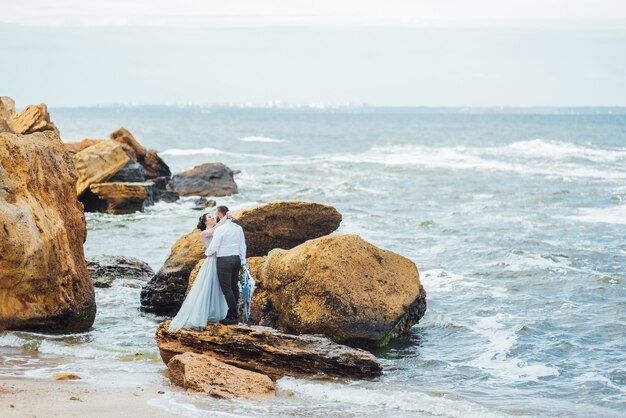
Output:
top-left (216, 255), bottom-right (241, 317)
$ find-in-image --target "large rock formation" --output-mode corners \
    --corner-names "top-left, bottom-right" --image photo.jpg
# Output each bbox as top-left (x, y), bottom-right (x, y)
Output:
top-left (73, 141), bottom-right (129, 196)
top-left (107, 161), bottom-right (146, 183)
top-left (11, 104), bottom-right (58, 135)
top-left (156, 321), bottom-right (382, 379)
top-left (235, 201), bottom-right (342, 257)
top-left (84, 182), bottom-right (154, 214)
top-left (0, 118), bottom-right (96, 331)
top-left (168, 352), bottom-right (276, 399)
top-left (168, 163), bottom-right (238, 197)
top-left (140, 230), bottom-right (204, 315)
top-left (110, 128), bottom-right (171, 179)
top-left (86, 255), bottom-right (154, 288)
top-left (63, 139), bottom-right (104, 156)
top-left (249, 234), bottom-right (426, 347)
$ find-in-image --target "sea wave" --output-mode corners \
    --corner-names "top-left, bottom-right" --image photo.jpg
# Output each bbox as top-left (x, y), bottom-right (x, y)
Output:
top-left (563, 204), bottom-right (626, 225)
top-left (160, 147), bottom-right (225, 156)
top-left (239, 136), bottom-right (288, 143)
top-left (327, 140), bottom-right (626, 180)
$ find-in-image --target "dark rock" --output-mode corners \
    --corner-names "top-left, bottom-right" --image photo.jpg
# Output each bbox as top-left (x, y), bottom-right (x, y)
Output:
top-left (156, 321), bottom-right (382, 380)
top-left (110, 128), bottom-right (171, 179)
top-left (107, 161), bottom-right (146, 183)
top-left (168, 163), bottom-right (238, 197)
top-left (86, 255), bottom-right (154, 288)
top-left (192, 197), bottom-right (217, 210)
top-left (151, 176), bottom-right (179, 203)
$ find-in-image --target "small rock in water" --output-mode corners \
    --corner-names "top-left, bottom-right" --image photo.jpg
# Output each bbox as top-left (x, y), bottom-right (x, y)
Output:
top-left (69, 396), bottom-right (82, 401)
top-left (87, 255), bottom-right (154, 288)
top-left (53, 372), bottom-right (81, 381)
top-left (193, 197), bottom-right (217, 210)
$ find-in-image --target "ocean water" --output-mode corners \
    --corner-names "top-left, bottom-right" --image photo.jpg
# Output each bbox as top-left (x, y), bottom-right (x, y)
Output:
top-left (1, 107), bottom-right (625, 417)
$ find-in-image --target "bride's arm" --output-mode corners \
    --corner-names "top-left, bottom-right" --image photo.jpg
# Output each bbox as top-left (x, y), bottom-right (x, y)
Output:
top-left (199, 215), bottom-right (230, 239)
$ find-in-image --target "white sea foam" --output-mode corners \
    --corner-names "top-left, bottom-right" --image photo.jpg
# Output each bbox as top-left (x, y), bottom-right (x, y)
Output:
top-left (502, 139), bottom-right (626, 162)
top-left (468, 314), bottom-right (559, 382)
top-left (327, 141), bottom-right (626, 180)
top-left (277, 378), bottom-right (508, 418)
top-left (565, 205), bottom-right (626, 225)
top-left (239, 136), bottom-right (288, 143)
top-left (0, 333), bottom-right (29, 348)
top-left (160, 147), bottom-right (225, 156)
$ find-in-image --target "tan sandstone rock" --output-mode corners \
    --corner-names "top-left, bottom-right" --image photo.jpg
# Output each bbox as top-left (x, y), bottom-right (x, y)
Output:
top-left (86, 182), bottom-right (153, 214)
top-left (110, 128), bottom-right (171, 179)
top-left (140, 229), bottom-right (205, 314)
top-left (63, 139), bottom-right (104, 156)
top-left (0, 127), bottom-right (96, 332)
top-left (249, 234), bottom-right (426, 347)
top-left (168, 352), bottom-right (275, 399)
top-left (156, 321), bottom-right (382, 379)
top-left (73, 140), bottom-right (129, 196)
top-left (11, 104), bottom-right (58, 135)
top-left (0, 97), bottom-right (15, 133)
top-left (235, 201), bottom-right (342, 257)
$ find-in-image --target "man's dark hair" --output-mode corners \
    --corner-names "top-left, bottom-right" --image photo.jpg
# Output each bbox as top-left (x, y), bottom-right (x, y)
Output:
top-left (216, 205), bottom-right (229, 216)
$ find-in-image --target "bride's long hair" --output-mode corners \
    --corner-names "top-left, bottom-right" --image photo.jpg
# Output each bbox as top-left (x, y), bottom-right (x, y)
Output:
top-left (197, 213), bottom-right (209, 231)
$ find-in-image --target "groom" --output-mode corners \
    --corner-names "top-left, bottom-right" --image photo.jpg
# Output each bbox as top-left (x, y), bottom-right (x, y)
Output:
top-left (205, 205), bottom-right (247, 325)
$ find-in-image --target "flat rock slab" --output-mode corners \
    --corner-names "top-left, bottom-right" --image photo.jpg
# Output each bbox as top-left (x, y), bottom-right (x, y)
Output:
top-left (86, 255), bottom-right (154, 288)
top-left (156, 321), bottom-right (382, 380)
top-left (168, 352), bottom-right (276, 399)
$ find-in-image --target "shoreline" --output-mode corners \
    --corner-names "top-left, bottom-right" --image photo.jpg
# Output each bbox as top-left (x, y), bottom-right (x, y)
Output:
top-left (0, 375), bottom-right (180, 417)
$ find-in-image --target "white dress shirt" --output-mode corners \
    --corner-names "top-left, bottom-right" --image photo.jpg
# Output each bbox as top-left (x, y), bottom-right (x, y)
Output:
top-left (205, 219), bottom-right (247, 263)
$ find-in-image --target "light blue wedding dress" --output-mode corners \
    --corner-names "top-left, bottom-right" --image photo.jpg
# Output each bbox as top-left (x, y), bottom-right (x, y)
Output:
top-left (168, 237), bottom-right (228, 331)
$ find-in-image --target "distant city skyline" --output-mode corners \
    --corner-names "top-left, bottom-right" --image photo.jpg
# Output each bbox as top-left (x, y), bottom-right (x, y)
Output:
top-left (1, 1), bottom-right (625, 107)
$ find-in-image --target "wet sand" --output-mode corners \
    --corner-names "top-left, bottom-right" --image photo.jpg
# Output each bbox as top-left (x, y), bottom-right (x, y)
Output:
top-left (0, 376), bottom-right (179, 417)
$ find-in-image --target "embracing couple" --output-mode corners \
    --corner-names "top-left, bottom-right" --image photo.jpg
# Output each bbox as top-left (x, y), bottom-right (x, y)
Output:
top-left (168, 205), bottom-right (247, 331)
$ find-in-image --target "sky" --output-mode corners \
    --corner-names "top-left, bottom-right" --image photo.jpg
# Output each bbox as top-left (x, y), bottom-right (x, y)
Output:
top-left (1, 0), bottom-right (625, 107)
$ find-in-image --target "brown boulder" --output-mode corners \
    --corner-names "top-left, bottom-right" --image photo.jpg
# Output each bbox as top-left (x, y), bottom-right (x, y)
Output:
top-left (249, 234), bottom-right (426, 347)
top-left (140, 229), bottom-right (204, 315)
top-left (84, 182), bottom-right (153, 214)
top-left (110, 128), bottom-right (171, 179)
top-left (0, 128), bottom-right (96, 332)
top-left (156, 321), bottom-right (382, 379)
top-left (235, 201), bottom-right (342, 257)
top-left (168, 352), bottom-right (275, 399)
top-left (11, 104), bottom-right (58, 135)
top-left (168, 163), bottom-right (237, 197)
top-left (73, 141), bottom-right (129, 196)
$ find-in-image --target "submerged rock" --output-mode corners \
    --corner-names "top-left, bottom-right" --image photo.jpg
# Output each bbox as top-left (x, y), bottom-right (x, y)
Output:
top-left (84, 182), bottom-right (154, 214)
top-left (0, 114), bottom-right (96, 332)
top-left (86, 255), bottom-right (154, 288)
top-left (250, 234), bottom-right (426, 347)
top-left (73, 141), bottom-right (129, 196)
top-left (140, 230), bottom-right (204, 315)
top-left (168, 352), bottom-right (276, 399)
top-left (156, 321), bottom-right (382, 379)
top-left (235, 201), bottom-right (342, 257)
top-left (168, 163), bottom-right (238, 197)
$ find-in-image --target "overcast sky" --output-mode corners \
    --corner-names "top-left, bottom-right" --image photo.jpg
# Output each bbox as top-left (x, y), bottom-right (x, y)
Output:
top-left (1, 0), bottom-right (625, 106)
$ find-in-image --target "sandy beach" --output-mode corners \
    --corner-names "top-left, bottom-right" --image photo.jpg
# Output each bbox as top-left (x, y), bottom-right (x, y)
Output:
top-left (0, 376), bottom-right (179, 418)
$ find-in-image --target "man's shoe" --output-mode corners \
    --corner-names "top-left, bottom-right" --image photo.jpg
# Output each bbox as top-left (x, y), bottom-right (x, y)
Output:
top-left (219, 317), bottom-right (238, 325)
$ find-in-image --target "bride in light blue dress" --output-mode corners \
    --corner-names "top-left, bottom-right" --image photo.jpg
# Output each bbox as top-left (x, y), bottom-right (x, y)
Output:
top-left (168, 213), bottom-right (230, 331)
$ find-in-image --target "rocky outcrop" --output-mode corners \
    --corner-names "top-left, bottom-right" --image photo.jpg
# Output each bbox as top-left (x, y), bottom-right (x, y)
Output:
top-left (86, 255), bottom-right (154, 288)
top-left (156, 321), bottom-right (382, 379)
top-left (110, 128), bottom-right (171, 179)
top-left (168, 163), bottom-right (238, 197)
top-left (83, 182), bottom-right (154, 214)
top-left (168, 352), bottom-right (276, 399)
top-left (0, 121), bottom-right (96, 332)
top-left (73, 141), bottom-right (129, 196)
top-left (235, 201), bottom-right (342, 257)
top-left (140, 230), bottom-right (204, 315)
top-left (249, 234), bottom-right (426, 348)
top-left (11, 104), bottom-right (58, 135)
top-left (0, 97), bottom-right (15, 133)
top-left (150, 176), bottom-right (179, 203)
